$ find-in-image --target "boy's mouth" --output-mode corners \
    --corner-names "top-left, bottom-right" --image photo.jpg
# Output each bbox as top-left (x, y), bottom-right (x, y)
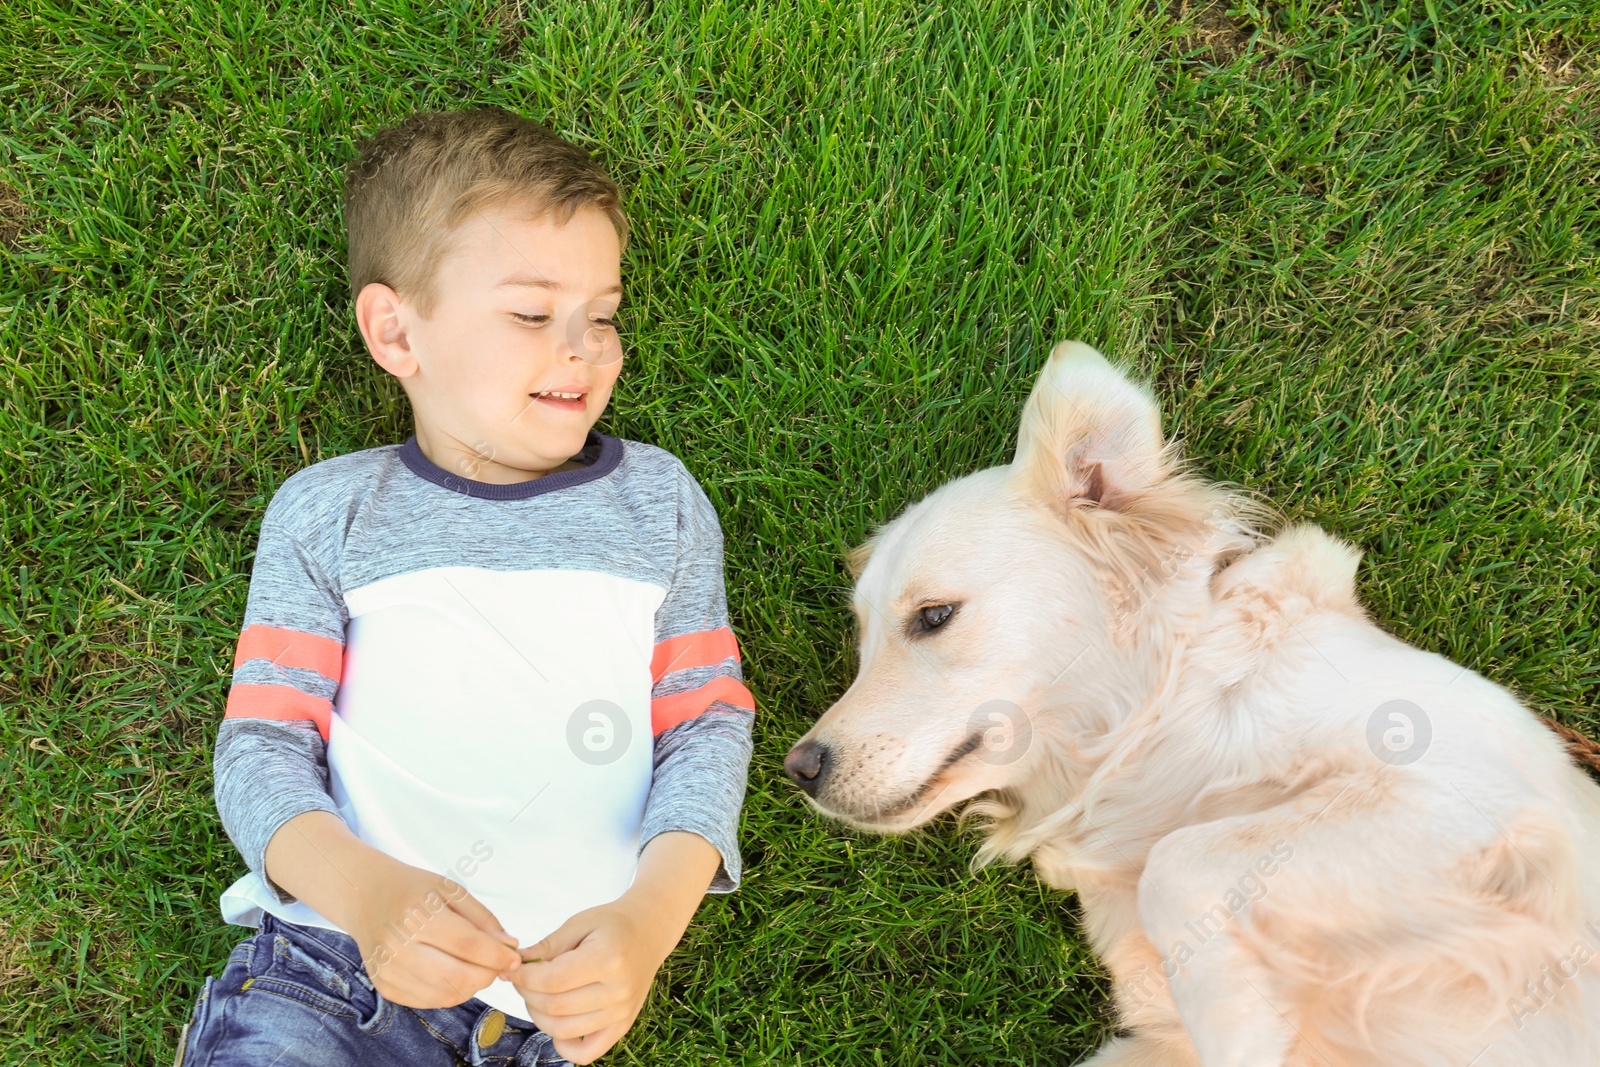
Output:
top-left (530, 388), bottom-right (587, 413)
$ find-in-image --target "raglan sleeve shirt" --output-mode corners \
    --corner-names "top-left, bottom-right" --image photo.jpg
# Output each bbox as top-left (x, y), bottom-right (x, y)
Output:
top-left (212, 443), bottom-right (756, 909)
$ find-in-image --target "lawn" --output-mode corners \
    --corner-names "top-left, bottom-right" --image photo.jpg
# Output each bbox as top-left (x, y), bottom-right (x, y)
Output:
top-left (2, 0), bottom-right (1597, 1063)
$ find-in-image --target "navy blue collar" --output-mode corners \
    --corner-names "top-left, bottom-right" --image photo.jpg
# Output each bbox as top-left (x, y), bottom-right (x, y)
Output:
top-left (398, 431), bottom-right (621, 500)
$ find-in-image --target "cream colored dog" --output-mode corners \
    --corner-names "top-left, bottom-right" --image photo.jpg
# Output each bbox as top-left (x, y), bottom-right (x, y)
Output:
top-left (784, 342), bottom-right (1600, 1066)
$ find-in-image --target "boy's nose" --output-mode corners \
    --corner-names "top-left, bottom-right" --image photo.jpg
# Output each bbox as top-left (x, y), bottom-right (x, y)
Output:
top-left (783, 739), bottom-right (830, 796)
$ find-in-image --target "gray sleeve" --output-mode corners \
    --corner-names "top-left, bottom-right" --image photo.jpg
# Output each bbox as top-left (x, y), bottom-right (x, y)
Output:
top-left (638, 461), bottom-right (756, 892)
top-left (213, 470), bottom-right (353, 905)
top-left (640, 702), bottom-right (754, 892)
top-left (213, 718), bottom-right (344, 905)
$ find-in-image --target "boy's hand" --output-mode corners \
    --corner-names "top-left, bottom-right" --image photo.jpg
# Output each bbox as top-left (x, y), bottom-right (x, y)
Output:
top-left (509, 895), bottom-right (672, 1063)
top-left (509, 831), bottom-right (722, 1064)
top-left (262, 811), bottom-right (524, 1011)
top-left (346, 856), bottom-right (526, 1010)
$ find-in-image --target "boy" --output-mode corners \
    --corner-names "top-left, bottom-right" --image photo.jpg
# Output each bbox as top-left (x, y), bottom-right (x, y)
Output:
top-left (177, 108), bottom-right (756, 1066)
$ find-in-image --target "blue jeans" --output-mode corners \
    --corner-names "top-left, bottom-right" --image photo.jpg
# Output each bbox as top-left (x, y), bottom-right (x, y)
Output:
top-left (178, 913), bottom-right (573, 1066)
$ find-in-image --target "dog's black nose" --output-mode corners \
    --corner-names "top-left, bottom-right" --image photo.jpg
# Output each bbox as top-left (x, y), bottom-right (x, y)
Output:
top-left (784, 739), bottom-right (829, 797)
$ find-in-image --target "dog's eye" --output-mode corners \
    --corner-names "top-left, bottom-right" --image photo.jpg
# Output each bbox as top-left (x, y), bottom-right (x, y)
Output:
top-left (916, 604), bottom-right (956, 632)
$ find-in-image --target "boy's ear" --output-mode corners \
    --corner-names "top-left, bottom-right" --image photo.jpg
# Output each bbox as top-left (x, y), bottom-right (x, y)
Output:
top-left (355, 282), bottom-right (417, 378)
top-left (1007, 341), bottom-right (1168, 513)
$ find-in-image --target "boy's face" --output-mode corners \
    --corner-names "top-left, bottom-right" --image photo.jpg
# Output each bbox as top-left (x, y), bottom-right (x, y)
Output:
top-left (360, 203), bottom-right (624, 483)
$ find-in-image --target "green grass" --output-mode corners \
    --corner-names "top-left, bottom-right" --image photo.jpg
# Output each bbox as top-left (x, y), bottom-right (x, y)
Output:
top-left (2, 0), bottom-right (1597, 1063)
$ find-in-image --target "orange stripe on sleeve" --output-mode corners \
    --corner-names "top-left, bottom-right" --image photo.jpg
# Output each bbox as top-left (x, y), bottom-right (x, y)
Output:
top-left (651, 626), bottom-right (740, 683)
top-left (651, 675), bottom-right (755, 736)
top-left (233, 625), bottom-right (344, 683)
top-left (225, 683), bottom-right (334, 741)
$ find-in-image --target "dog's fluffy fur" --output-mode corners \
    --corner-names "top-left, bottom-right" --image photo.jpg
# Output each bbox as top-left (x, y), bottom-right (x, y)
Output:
top-left (790, 343), bottom-right (1600, 1066)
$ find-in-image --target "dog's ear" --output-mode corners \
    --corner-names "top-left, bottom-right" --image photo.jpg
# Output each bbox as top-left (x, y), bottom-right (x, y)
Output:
top-left (845, 531), bottom-right (881, 579)
top-left (1008, 341), bottom-right (1167, 512)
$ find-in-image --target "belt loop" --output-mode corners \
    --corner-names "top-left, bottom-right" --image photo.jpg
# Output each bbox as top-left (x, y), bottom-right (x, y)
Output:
top-left (514, 1028), bottom-right (566, 1067)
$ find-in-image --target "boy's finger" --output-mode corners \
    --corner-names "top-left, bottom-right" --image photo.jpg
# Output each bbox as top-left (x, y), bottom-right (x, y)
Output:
top-left (425, 908), bottom-right (523, 972)
top-left (517, 911), bottom-right (593, 964)
top-left (528, 1003), bottom-right (619, 1043)
top-left (444, 887), bottom-right (519, 948)
top-left (552, 1021), bottom-right (627, 1065)
top-left (382, 943), bottom-right (503, 1009)
top-left (516, 978), bottom-right (610, 1019)
top-left (515, 942), bottom-right (604, 995)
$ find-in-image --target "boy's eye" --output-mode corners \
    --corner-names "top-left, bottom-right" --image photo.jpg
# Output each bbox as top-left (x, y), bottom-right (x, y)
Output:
top-left (511, 314), bottom-right (618, 329)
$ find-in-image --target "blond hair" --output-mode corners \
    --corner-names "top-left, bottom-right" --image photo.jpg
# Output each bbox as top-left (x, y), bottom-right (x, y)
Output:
top-left (343, 108), bottom-right (628, 315)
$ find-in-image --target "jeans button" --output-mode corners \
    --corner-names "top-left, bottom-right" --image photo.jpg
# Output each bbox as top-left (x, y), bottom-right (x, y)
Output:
top-left (477, 1008), bottom-right (507, 1048)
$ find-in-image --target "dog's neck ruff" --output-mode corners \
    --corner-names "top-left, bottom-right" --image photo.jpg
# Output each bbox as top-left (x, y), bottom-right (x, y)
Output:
top-left (968, 527), bottom-right (1276, 878)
